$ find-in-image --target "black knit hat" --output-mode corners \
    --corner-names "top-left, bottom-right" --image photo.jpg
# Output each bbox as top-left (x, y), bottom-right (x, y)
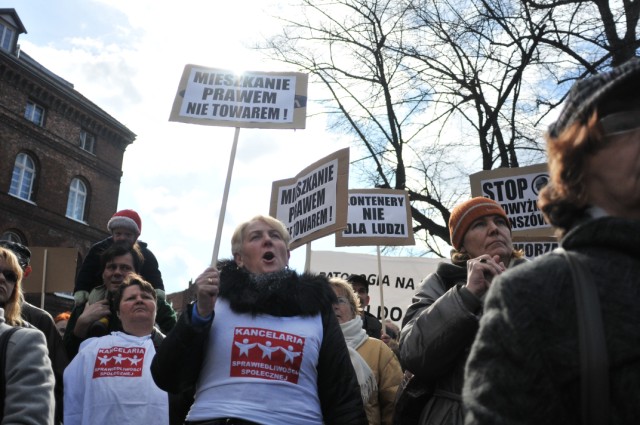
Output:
top-left (347, 274), bottom-right (369, 291)
top-left (548, 58), bottom-right (640, 138)
top-left (0, 240), bottom-right (31, 271)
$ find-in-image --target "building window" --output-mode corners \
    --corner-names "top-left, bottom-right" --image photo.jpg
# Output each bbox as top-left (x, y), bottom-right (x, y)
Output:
top-left (24, 101), bottom-right (45, 126)
top-left (66, 178), bottom-right (87, 222)
top-left (0, 22), bottom-right (14, 52)
top-left (9, 153), bottom-right (35, 201)
top-left (79, 129), bottom-right (96, 153)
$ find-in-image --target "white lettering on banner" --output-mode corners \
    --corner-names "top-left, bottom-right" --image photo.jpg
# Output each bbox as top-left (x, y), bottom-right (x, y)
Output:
top-left (230, 327), bottom-right (304, 384)
top-left (481, 172), bottom-right (551, 231)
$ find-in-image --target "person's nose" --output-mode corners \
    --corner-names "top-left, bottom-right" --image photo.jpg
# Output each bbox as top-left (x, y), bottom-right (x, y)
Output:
top-left (487, 220), bottom-right (499, 234)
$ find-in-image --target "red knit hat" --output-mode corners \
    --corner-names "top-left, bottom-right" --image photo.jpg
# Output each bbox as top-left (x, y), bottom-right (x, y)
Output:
top-left (448, 197), bottom-right (510, 250)
top-left (107, 209), bottom-right (142, 235)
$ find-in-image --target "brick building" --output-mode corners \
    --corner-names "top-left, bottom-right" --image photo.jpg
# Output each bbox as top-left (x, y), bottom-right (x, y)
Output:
top-left (0, 9), bottom-right (136, 312)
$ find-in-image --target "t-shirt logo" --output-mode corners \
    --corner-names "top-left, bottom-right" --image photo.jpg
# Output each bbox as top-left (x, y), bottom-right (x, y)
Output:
top-left (230, 327), bottom-right (305, 383)
top-left (92, 346), bottom-right (146, 378)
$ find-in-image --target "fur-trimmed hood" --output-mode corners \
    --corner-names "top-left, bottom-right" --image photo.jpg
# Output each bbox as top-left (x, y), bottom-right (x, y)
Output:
top-left (218, 259), bottom-right (337, 317)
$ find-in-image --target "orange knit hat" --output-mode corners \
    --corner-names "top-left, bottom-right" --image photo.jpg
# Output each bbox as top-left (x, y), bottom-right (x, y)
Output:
top-left (448, 197), bottom-right (510, 250)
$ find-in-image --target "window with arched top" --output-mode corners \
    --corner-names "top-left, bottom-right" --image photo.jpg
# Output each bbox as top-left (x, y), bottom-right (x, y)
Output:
top-left (0, 231), bottom-right (24, 244)
top-left (9, 153), bottom-right (35, 201)
top-left (66, 178), bottom-right (87, 222)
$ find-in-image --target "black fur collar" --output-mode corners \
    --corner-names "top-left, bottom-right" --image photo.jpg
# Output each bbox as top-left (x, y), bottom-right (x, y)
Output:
top-left (218, 260), bottom-right (336, 317)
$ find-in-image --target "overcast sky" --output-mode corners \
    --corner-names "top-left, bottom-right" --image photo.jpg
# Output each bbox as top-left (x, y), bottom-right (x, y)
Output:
top-left (14, 0), bottom-right (381, 294)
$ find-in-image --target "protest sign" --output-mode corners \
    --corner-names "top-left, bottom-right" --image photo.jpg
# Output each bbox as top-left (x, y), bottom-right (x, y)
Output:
top-left (335, 189), bottom-right (414, 247)
top-left (470, 163), bottom-right (553, 237)
top-left (169, 65), bottom-right (308, 129)
top-left (512, 236), bottom-right (559, 259)
top-left (270, 148), bottom-right (349, 250)
top-left (309, 250), bottom-right (441, 326)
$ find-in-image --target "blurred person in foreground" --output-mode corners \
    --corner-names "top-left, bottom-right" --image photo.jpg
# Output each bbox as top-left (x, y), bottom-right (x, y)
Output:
top-left (0, 247), bottom-right (54, 424)
top-left (463, 58), bottom-right (640, 425)
top-left (64, 275), bottom-right (168, 425)
top-left (398, 197), bottom-right (525, 425)
top-left (151, 215), bottom-right (367, 425)
top-left (330, 277), bottom-right (403, 425)
top-left (0, 240), bottom-right (68, 425)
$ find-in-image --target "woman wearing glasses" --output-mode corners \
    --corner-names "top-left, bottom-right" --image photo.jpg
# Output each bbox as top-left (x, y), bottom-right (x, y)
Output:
top-left (330, 277), bottom-right (403, 425)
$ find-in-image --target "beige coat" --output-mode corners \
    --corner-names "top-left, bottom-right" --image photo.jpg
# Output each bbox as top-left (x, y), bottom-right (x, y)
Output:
top-left (357, 337), bottom-right (403, 425)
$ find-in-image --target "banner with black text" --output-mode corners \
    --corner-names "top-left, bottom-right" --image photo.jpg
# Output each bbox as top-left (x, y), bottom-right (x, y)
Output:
top-left (270, 148), bottom-right (349, 250)
top-left (169, 65), bottom-right (308, 129)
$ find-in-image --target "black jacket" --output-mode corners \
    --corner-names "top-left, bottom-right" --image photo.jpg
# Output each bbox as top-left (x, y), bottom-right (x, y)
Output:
top-left (151, 260), bottom-right (367, 425)
top-left (74, 236), bottom-right (164, 293)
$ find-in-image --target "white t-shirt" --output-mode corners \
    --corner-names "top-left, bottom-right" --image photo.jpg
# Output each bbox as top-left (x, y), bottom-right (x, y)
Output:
top-left (187, 298), bottom-right (325, 425)
top-left (64, 332), bottom-right (168, 425)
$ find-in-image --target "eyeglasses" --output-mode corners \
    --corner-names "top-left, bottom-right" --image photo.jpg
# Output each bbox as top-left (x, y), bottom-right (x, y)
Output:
top-left (0, 269), bottom-right (18, 283)
top-left (334, 296), bottom-right (349, 306)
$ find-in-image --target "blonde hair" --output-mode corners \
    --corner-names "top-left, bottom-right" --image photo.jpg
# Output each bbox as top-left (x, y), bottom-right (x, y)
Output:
top-left (0, 248), bottom-right (24, 326)
top-left (231, 215), bottom-right (290, 256)
top-left (329, 277), bottom-right (361, 319)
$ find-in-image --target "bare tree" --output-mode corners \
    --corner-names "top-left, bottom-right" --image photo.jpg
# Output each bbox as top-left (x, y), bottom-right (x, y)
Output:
top-left (525, 0), bottom-right (640, 68)
top-left (260, 0), bottom-right (638, 252)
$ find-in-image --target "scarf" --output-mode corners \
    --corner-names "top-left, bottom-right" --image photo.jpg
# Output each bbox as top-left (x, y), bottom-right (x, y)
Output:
top-left (340, 316), bottom-right (377, 403)
top-left (217, 260), bottom-right (336, 317)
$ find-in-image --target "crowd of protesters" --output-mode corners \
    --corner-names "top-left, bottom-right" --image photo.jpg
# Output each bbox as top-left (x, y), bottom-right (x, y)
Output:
top-left (2, 59), bottom-right (640, 425)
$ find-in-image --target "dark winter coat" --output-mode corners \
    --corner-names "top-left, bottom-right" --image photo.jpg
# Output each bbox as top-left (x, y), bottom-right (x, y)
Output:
top-left (151, 260), bottom-right (368, 425)
top-left (463, 217), bottom-right (640, 425)
top-left (399, 257), bottom-right (526, 425)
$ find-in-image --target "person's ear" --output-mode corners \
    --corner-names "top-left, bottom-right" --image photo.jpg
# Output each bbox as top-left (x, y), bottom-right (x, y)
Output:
top-left (23, 265), bottom-right (32, 278)
top-left (234, 252), bottom-right (244, 268)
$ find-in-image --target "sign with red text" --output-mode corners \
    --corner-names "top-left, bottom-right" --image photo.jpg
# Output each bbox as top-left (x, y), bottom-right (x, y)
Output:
top-left (470, 163), bottom-right (553, 237)
top-left (270, 148), bottom-right (349, 250)
top-left (335, 189), bottom-right (414, 247)
top-left (169, 65), bottom-right (308, 129)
